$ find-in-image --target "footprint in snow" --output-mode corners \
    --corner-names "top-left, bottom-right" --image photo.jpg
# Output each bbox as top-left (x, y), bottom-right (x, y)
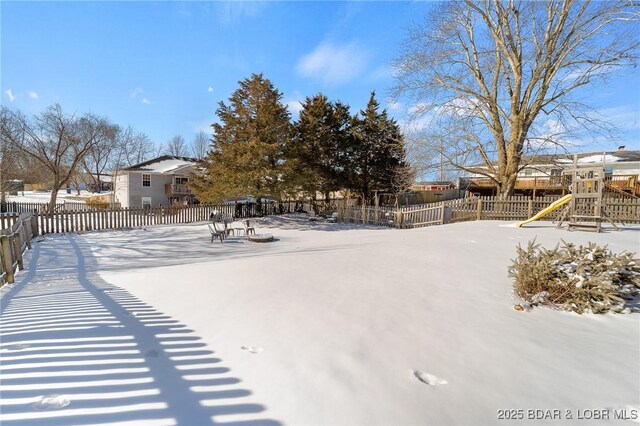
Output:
top-left (4, 344), bottom-right (30, 351)
top-left (241, 345), bottom-right (263, 354)
top-left (144, 349), bottom-right (163, 358)
top-left (32, 395), bottom-right (70, 410)
top-left (412, 370), bottom-right (447, 386)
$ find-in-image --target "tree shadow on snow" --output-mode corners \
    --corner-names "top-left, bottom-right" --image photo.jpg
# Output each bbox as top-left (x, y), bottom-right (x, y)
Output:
top-left (0, 235), bottom-right (281, 426)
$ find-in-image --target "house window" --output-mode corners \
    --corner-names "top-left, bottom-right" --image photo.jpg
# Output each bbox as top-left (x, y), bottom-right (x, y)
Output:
top-left (175, 176), bottom-right (189, 185)
top-left (142, 174), bottom-right (151, 187)
top-left (142, 197), bottom-right (152, 210)
top-left (523, 168), bottom-right (533, 176)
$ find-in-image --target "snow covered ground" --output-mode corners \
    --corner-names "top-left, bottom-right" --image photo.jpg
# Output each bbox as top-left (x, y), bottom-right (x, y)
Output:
top-left (1, 216), bottom-right (639, 425)
top-left (6, 190), bottom-right (106, 204)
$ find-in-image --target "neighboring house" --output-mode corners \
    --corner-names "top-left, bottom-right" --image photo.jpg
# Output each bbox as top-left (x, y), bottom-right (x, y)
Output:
top-left (68, 172), bottom-right (113, 193)
top-left (412, 181), bottom-right (456, 192)
top-left (459, 148), bottom-right (640, 197)
top-left (113, 156), bottom-right (200, 208)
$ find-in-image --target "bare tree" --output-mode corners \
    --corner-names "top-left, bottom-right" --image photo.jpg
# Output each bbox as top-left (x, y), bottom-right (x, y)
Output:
top-left (0, 104), bottom-right (112, 212)
top-left (80, 122), bottom-right (119, 192)
top-left (118, 127), bottom-right (160, 167)
top-left (394, 0), bottom-right (638, 197)
top-left (389, 163), bottom-right (417, 207)
top-left (165, 135), bottom-right (188, 157)
top-left (191, 131), bottom-right (210, 159)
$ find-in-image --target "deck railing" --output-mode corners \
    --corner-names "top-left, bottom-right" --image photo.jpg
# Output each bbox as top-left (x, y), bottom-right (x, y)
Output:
top-left (165, 183), bottom-right (192, 195)
top-left (461, 174), bottom-right (639, 196)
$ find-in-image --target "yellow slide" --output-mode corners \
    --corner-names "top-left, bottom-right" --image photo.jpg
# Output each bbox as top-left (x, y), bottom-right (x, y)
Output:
top-left (516, 194), bottom-right (573, 227)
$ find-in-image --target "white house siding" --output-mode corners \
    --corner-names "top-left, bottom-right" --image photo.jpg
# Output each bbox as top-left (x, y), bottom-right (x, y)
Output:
top-left (128, 172), bottom-right (180, 208)
top-left (114, 174), bottom-right (130, 208)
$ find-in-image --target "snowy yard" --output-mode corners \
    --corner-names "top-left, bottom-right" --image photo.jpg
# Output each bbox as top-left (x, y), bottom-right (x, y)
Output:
top-left (1, 216), bottom-right (639, 425)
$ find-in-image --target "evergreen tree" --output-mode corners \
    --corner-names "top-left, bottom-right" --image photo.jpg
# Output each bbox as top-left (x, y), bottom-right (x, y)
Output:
top-left (347, 92), bottom-right (409, 203)
top-left (191, 74), bottom-right (292, 203)
top-left (291, 94), bottom-right (350, 202)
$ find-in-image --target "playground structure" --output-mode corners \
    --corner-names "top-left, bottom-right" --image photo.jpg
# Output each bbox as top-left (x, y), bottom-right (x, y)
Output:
top-left (517, 154), bottom-right (624, 232)
top-left (516, 194), bottom-right (572, 227)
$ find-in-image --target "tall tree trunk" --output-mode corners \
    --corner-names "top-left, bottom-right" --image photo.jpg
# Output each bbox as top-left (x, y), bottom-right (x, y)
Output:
top-left (48, 184), bottom-right (60, 216)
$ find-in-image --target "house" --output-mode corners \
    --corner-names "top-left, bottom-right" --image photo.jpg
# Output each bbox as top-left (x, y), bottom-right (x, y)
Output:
top-left (412, 181), bottom-right (456, 192)
top-left (458, 148), bottom-right (640, 197)
top-left (113, 156), bottom-right (200, 208)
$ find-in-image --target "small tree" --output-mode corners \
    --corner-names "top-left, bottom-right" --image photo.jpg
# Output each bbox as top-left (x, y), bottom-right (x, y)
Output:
top-left (390, 163), bottom-right (417, 207)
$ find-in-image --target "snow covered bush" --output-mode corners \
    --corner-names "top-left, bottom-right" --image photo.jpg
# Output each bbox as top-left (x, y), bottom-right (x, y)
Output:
top-left (509, 240), bottom-right (640, 314)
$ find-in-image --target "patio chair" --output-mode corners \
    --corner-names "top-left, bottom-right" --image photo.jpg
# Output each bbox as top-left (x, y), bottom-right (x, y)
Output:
top-left (244, 219), bottom-right (256, 236)
top-left (222, 220), bottom-right (235, 237)
top-left (308, 211), bottom-right (318, 221)
top-left (208, 223), bottom-right (224, 243)
top-left (327, 212), bottom-right (338, 223)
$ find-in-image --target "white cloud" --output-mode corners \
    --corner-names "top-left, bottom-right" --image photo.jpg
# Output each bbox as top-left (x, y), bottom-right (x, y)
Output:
top-left (387, 101), bottom-right (403, 112)
top-left (4, 89), bottom-right (15, 102)
top-left (217, 2), bottom-right (267, 26)
top-left (296, 41), bottom-right (370, 86)
top-left (28, 91), bottom-right (39, 99)
top-left (141, 98), bottom-right (151, 105)
top-left (130, 87), bottom-right (143, 98)
top-left (207, 86), bottom-right (214, 93)
top-left (287, 101), bottom-right (304, 115)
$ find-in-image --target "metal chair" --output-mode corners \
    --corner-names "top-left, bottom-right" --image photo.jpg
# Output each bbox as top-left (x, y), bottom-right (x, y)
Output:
top-left (244, 220), bottom-right (256, 235)
top-left (208, 223), bottom-right (224, 243)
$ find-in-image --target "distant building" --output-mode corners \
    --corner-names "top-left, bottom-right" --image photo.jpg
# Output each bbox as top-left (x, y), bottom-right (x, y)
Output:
top-left (459, 148), bottom-right (640, 197)
top-left (113, 156), bottom-right (200, 208)
top-left (412, 181), bottom-right (456, 192)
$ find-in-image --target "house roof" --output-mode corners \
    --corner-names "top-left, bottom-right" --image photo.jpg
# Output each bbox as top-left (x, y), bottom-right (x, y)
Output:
top-left (415, 181), bottom-right (455, 186)
top-left (521, 150), bottom-right (640, 166)
top-left (470, 150), bottom-right (640, 169)
top-left (121, 156), bottom-right (200, 174)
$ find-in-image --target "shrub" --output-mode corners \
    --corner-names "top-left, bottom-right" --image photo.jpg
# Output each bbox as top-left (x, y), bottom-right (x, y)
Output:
top-left (509, 240), bottom-right (640, 314)
top-left (85, 198), bottom-right (111, 210)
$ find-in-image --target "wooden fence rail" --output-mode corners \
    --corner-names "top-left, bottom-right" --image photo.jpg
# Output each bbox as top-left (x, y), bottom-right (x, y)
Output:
top-left (0, 212), bottom-right (38, 285)
top-left (338, 196), bottom-right (640, 228)
top-left (0, 202), bottom-right (283, 236)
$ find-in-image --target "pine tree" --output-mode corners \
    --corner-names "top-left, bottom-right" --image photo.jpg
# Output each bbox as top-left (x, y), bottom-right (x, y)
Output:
top-left (347, 92), bottom-right (409, 203)
top-left (191, 74), bottom-right (292, 203)
top-left (291, 94), bottom-right (350, 202)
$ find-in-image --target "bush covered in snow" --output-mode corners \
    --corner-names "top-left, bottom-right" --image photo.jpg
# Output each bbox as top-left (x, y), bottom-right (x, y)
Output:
top-left (509, 240), bottom-right (640, 314)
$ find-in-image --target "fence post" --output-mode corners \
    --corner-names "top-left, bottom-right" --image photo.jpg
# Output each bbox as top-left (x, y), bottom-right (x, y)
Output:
top-left (23, 219), bottom-right (32, 250)
top-left (476, 199), bottom-right (483, 221)
top-left (395, 210), bottom-right (404, 229)
top-left (528, 199), bottom-right (533, 218)
top-left (0, 235), bottom-right (14, 284)
top-left (440, 203), bottom-right (446, 225)
top-left (13, 232), bottom-right (24, 271)
top-left (31, 214), bottom-right (39, 237)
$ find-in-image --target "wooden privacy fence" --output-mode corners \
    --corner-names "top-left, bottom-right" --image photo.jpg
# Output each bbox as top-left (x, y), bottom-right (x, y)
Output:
top-left (0, 212), bottom-right (38, 285)
top-left (0, 202), bottom-right (283, 235)
top-left (1, 200), bottom-right (121, 214)
top-left (337, 196), bottom-right (640, 229)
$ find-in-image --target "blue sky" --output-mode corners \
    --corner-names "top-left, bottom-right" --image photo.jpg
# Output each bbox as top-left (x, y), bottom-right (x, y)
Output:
top-left (2, 1), bottom-right (638, 156)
